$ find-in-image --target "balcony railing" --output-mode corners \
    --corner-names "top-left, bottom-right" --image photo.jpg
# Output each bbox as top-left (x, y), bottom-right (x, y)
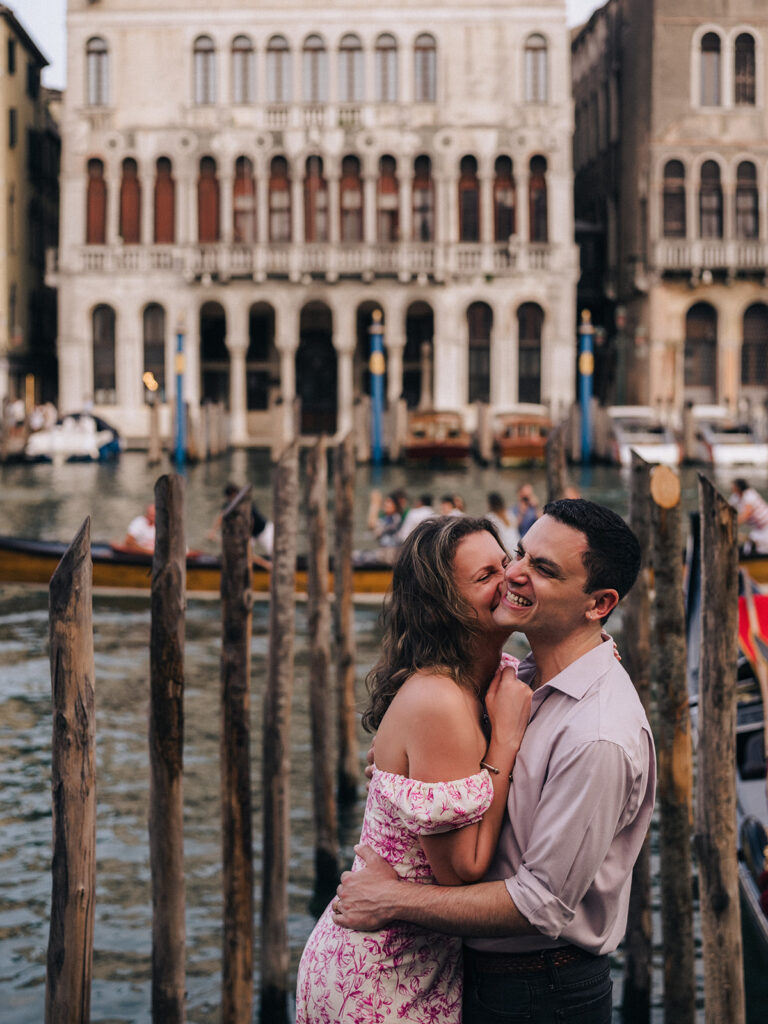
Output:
top-left (652, 238), bottom-right (768, 274)
top-left (48, 240), bottom-right (559, 284)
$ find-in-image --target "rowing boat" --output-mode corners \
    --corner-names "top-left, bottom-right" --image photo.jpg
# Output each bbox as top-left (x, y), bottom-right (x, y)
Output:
top-left (0, 535), bottom-right (393, 599)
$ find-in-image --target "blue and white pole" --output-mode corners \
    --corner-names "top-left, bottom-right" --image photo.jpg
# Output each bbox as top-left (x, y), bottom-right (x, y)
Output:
top-left (578, 309), bottom-right (595, 464)
top-left (174, 316), bottom-right (186, 469)
top-left (369, 309), bottom-right (385, 466)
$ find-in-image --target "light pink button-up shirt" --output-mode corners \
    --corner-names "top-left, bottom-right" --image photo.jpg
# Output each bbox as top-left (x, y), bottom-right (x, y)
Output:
top-left (467, 637), bottom-right (656, 955)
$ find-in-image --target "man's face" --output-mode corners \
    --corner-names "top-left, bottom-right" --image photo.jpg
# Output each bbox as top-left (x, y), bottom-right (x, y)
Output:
top-left (492, 514), bottom-right (600, 642)
top-left (146, 505), bottom-right (156, 526)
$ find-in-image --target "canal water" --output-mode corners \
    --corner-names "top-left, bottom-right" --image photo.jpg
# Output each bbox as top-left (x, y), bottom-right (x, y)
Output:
top-left (1, 451), bottom-right (766, 1022)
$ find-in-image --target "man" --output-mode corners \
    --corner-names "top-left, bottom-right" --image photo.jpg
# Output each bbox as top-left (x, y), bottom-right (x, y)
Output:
top-left (333, 499), bottom-right (656, 1023)
top-left (395, 493), bottom-right (435, 542)
top-left (730, 478), bottom-right (768, 554)
top-left (513, 482), bottom-right (540, 536)
top-left (123, 503), bottom-right (156, 554)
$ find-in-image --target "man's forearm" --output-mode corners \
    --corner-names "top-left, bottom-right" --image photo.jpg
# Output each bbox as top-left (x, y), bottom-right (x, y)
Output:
top-left (380, 878), bottom-right (539, 938)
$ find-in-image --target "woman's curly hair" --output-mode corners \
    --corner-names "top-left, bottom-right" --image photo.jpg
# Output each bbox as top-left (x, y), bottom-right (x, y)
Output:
top-left (362, 515), bottom-right (503, 732)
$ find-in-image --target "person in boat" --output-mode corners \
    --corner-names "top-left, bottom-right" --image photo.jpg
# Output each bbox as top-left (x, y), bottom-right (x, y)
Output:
top-left (123, 504), bottom-right (156, 554)
top-left (486, 491), bottom-right (520, 553)
top-left (730, 478), bottom-right (768, 555)
top-left (296, 514), bottom-right (533, 1023)
top-left (332, 499), bottom-right (656, 1024)
top-left (207, 483), bottom-right (274, 567)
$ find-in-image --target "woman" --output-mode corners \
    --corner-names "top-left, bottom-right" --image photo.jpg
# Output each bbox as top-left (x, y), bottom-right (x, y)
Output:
top-left (486, 491), bottom-right (520, 553)
top-left (296, 516), bottom-right (532, 1023)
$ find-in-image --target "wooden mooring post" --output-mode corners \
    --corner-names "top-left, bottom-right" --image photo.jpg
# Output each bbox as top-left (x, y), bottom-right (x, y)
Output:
top-left (694, 476), bottom-right (745, 1024)
top-left (261, 442), bottom-right (299, 1024)
top-left (334, 432), bottom-right (359, 804)
top-left (220, 486), bottom-right (254, 1024)
top-left (621, 452), bottom-right (653, 1024)
top-left (149, 474), bottom-right (186, 1023)
top-left (306, 438), bottom-right (339, 903)
top-left (45, 519), bottom-right (96, 1024)
top-left (545, 423), bottom-right (567, 503)
top-left (649, 464), bottom-right (696, 1024)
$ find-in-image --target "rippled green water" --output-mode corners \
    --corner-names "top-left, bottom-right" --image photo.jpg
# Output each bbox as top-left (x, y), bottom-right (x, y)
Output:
top-left (1, 451), bottom-right (765, 1021)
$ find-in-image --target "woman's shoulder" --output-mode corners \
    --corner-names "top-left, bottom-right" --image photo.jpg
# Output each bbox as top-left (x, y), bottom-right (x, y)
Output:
top-left (396, 670), bottom-right (467, 708)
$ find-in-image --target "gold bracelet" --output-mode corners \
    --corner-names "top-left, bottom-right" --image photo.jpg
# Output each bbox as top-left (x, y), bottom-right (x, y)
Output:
top-left (480, 760), bottom-right (514, 782)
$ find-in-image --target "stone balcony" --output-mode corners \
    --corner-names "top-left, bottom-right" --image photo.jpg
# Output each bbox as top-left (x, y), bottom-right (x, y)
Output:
top-left (47, 239), bottom-right (558, 285)
top-left (651, 238), bottom-right (768, 278)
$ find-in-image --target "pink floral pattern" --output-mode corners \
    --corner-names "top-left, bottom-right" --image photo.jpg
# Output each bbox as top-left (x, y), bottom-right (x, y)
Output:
top-left (296, 767), bottom-right (494, 1023)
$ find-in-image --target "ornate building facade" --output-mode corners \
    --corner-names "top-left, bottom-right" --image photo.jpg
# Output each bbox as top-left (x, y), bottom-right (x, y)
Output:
top-left (573, 0), bottom-right (768, 414)
top-left (50, 0), bottom-right (578, 446)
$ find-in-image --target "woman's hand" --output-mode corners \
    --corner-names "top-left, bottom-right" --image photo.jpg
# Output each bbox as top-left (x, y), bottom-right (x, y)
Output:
top-left (484, 665), bottom-right (532, 757)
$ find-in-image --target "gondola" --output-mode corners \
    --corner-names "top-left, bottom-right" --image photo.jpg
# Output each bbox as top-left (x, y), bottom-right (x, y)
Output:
top-left (686, 516), bottom-right (768, 958)
top-left (0, 535), bottom-right (393, 599)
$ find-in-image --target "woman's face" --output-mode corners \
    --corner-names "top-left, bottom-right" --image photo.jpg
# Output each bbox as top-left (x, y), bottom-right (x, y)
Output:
top-left (383, 496), bottom-right (397, 515)
top-left (452, 530), bottom-right (511, 639)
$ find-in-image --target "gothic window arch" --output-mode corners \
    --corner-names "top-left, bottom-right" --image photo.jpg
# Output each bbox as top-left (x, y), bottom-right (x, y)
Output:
top-left (525, 34), bottom-right (548, 103)
top-left (699, 160), bottom-right (723, 238)
top-left (119, 158), bottom-right (140, 244)
top-left (232, 35), bottom-right (255, 104)
top-left (234, 156), bottom-right (256, 243)
top-left (340, 155), bottom-right (363, 241)
top-left (735, 33), bottom-right (756, 105)
top-left (304, 155), bottom-right (328, 242)
top-left (467, 303), bottom-right (491, 403)
top-left (685, 303), bottom-right (717, 396)
top-left (267, 36), bottom-right (291, 103)
top-left (197, 156), bottom-right (220, 242)
top-left (494, 156), bottom-right (516, 240)
top-left (377, 155), bottom-right (398, 242)
top-left (413, 155), bottom-right (434, 242)
top-left (414, 33), bottom-right (436, 102)
top-left (518, 303), bottom-right (543, 404)
top-left (376, 34), bottom-right (398, 102)
top-left (662, 160), bottom-right (686, 238)
top-left (269, 156), bottom-right (291, 242)
top-left (154, 157), bottom-right (175, 244)
top-left (339, 34), bottom-right (364, 102)
top-left (86, 37), bottom-right (109, 106)
top-left (700, 32), bottom-right (721, 106)
top-left (93, 304), bottom-right (116, 403)
top-left (458, 156), bottom-right (480, 242)
top-left (194, 35), bottom-right (216, 105)
top-left (736, 161), bottom-right (758, 239)
top-left (529, 155), bottom-right (548, 242)
top-left (303, 35), bottom-right (328, 103)
top-left (86, 158), bottom-right (106, 244)
top-left (143, 303), bottom-right (166, 402)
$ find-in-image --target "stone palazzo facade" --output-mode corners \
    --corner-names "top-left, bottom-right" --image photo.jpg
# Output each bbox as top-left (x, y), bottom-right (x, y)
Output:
top-left (50, 0), bottom-right (578, 446)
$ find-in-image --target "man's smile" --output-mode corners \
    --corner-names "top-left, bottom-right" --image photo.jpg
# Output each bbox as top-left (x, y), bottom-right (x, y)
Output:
top-left (503, 590), bottom-right (533, 608)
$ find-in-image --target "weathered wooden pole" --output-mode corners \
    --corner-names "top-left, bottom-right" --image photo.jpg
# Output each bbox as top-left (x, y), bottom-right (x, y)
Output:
top-left (220, 486), bottom-right (254, 1024)
top-left (261, 441), bottom-right (299, 1024)
top-left (650, 464), bottom-right (696, 1024)
top-left (621, 452), bottom-right (653, 1024)
top-left (149, 474), bottom-right (186, 1023)
top-left (148, 400), bottom-right (162, 465)
top-left (333, 432), bottom-right (359, 804)
top-left (694, 475), bottom-right (745, 1024)
top-left (306, 438), bottom-right (339, 901)
top-left (545, 422), bottom-right (567, 503)
top-left (45, 518), bottom-right (96, 1024)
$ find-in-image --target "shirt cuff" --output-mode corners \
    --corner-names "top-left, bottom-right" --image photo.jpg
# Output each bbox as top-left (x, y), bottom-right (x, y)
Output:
top-left (504, 864), bottom-right (575, 939)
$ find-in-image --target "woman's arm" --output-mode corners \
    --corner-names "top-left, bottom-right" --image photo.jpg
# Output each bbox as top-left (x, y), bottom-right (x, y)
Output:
top-left (400, 668), bottom-right (531, 886)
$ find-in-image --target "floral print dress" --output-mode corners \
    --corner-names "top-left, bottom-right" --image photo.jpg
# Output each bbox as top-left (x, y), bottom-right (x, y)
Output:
top-left (295, 766), bottom-right (494, 1024)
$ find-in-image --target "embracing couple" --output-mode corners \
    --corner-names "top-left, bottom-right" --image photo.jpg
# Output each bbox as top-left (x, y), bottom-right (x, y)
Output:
top-left (296, 499), bottom-right (656, 1024)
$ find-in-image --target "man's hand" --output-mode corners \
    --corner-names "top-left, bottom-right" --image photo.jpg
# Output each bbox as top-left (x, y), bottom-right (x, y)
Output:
top-left (331, 844), bottom-right (399, 931)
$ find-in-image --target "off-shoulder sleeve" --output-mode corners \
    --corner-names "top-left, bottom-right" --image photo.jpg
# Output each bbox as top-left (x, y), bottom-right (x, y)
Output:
top-left (372, 768), bottom-right (495, 836)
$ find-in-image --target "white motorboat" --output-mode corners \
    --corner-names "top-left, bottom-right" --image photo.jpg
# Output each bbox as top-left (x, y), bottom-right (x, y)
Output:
top-left (605, 406), bottom-right (682, 467)
top-left (25, 412), bottom-right (122, 463)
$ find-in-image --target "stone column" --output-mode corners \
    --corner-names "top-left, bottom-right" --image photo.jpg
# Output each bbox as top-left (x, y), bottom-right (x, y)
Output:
top-left (480, 170), bottom-right (494, 245)
top-left (228, 303), bottom-right (249, 445)
top-left (106, 161), bottom-right (120, 244)
top-left (275, 304), bottom-right (299, 443)
top-left (141, 158), bottom-right (154, 245)
top-left (398, 169), bottom-right (412, 242)
top-left (256, 169), bottom-right (269, 245)
top-left (363, 173), bottom-right (377, 245)
top-left (517, 169), bottom-right (529, 243)
top-left (327, 172), bottom-right (341, 244)
top-left (220, 167), bottom-right (234, 244)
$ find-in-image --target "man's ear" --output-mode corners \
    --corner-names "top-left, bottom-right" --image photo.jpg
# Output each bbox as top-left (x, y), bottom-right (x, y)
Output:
top-left (587, 588), bottom-right (619, 621)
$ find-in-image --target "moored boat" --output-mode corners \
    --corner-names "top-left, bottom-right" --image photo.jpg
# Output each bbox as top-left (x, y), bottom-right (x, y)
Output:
top-left (0, 535), bottom-right (393, 599)
top-left (604, 405), bottom-right (681, 467)
top-left (492, 408), bottom-right (550, 466)
top-left (25, 411), bottom-right (122, 463)
top-left (690, 405), bottom-right (768, 467)
top-left (403, 410), bottom-right (472, 464)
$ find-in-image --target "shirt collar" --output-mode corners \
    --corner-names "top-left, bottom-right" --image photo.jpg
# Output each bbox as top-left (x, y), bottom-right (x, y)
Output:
top-left (517, 634), bottom-right (616, 703)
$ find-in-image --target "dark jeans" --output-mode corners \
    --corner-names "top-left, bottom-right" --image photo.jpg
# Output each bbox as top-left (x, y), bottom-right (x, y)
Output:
top-left (463, 949), bottom-right (612, 1023)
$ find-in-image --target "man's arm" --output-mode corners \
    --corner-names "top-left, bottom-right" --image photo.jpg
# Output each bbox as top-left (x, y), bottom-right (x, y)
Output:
top-left (333, 844), bottom-right (539, 937)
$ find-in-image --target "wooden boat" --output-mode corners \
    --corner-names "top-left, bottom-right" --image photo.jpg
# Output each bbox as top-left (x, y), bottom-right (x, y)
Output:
top-left (0, 535), bottom-right (393, 599)
top-left (686, 523), bottom-right (768, 959)
top-left (492, 409), bottom-right (550, 466)
top-left (403, 411), bottom-right (472, 464)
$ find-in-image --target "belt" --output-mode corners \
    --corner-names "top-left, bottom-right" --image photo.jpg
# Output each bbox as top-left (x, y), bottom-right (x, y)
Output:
top-left (464, 944), bottom-right (595, 975)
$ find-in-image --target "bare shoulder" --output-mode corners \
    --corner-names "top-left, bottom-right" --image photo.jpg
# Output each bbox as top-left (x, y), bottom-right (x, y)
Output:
top-left (396, 671), bottom-right (468, 713)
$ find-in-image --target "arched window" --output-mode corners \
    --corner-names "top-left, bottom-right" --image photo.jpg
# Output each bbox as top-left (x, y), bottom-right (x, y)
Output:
top-left (525, 34), bottom-right (548, 103)
top-left (467, 303), bottom-right (491, 403)
top-left (413, 155), bottom-right (434, 242)
top-left (735, 33), bottom-right (756, 106)
top-left (304, 155), bottom-right (328, 242)
top-left (517, 303), bottom-right (543, 404)
top-left (494, 156), bottom-right (516, 240)
top-left (86, 158), bottom-right (106, 244)
top-left (86, 37), bottom-right (109, 106)
top-left (232, 35), bottom-right (255, 104)
top-left (736, 161), bottom-right (758, 240)
top-left (119, 158), bottom-right (140, 244)
top-left (154, 158), bottom-right (175, 244)
top-left (742, 304), bottom-right (768, 386)
top-left (194, 36), bottom-right (216, 105)
top-left (143, 304), bottom-right (165, 402)
top-left (338, 34), bottom-right (364, 102)
top-left (662, 160), bottom-right (686, 238)
top-left (685, 303), bottom-right (717, 396)
top-left (529, 155), bottom-right (548, 242)
top-left (197, 156), bottom-right (220, 242)
top-left (93, 304), bottom-right (116, 403)
top-left (233, 156), bottom-right (256, 243)
top-left (700, 32), bottom-right (721, 106)
top-left (303, 35), bottom-right (328, 103)
top-left (375, 34), bottom-right (398, 103)
top-left (340, 155), bottom-right (363, 242)
top-left (377, 155), bottom-right (399, 242)
top-left (458, 156), bottom-right (480, 242)
top-left (269, 156), bottom-right (291, 242)
top-left (414, 33), bottom-right (436, 102)
top-left (267, 36), bottom-right (291, 103)
top-left (699, 160), bottom-right (722, 238)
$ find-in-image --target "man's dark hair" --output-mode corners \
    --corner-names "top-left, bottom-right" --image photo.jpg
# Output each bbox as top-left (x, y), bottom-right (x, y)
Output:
top-left (543, 498), bottom-right (641, 603)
